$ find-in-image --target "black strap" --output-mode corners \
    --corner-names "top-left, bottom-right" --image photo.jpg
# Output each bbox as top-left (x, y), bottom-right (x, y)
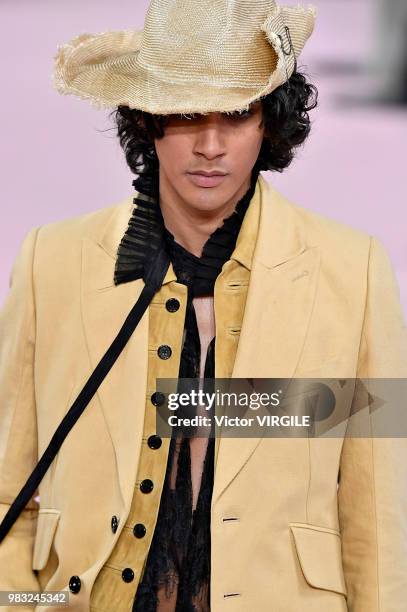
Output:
top-left (0, 248), bottom-right (170, 544)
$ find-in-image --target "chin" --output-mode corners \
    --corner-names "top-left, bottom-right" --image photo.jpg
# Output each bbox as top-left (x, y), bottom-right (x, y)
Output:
top-left (188, 199), bottom-right (223, 214)
top-left (188, 186), bottom-right (231, 209)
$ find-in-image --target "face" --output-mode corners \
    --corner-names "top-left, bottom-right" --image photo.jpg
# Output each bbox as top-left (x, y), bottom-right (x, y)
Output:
top-left (154, 100), bottom-right (265, 213)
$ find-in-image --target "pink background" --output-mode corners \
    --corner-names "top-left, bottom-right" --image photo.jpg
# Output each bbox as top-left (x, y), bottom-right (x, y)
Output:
top-left (1, 0), bottom-right (406, 318)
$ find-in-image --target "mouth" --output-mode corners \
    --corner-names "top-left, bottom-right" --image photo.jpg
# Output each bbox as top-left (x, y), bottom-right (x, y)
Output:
top-left (187, 172), bottom-right (228, 188)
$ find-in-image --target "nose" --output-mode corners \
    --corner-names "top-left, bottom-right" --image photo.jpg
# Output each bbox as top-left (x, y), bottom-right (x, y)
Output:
top-left (192, 120), bottom-right (227, 160)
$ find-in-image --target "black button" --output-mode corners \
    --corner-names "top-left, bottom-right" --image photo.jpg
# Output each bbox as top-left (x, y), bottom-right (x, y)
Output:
top-left (140, 478), bottom-right (154, 494)
top-left (122, 567), bottom-right (134, 583)
top-left (111, 515), bottom-right (119, 533)
top-left (133, 523), bottom-right (147, 538)
top-left (157, 344), bottom-right (172, 360)
top-left (151, 392), bottom-right (165, 407)
top-left (166, 298), bottom-right (180, 313)
top-left (148, 435), bottom-right (162, 450)
top-left (69, 575), bottom-right (81, 594)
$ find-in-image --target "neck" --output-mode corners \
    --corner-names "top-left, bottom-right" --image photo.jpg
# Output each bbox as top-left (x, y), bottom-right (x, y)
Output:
top-left (158, 171), bottom-right (253, 258)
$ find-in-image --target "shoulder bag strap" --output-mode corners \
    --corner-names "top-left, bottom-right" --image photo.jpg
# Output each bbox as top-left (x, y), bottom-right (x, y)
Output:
top-left (0, 247), bottom-right (170, 544)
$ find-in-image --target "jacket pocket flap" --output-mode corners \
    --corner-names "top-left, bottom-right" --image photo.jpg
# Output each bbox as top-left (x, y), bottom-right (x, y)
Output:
top-left (32, 509), bottom-right (61, 571)
top-left (290, 523), bottom-right (347, 596)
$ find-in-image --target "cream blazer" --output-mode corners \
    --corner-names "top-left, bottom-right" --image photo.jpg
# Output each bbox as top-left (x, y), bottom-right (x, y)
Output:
top-left (0, 174), bottom-right (406, 611)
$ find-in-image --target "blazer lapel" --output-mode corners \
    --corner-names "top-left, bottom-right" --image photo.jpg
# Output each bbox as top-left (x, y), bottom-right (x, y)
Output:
top-left (212, 176), bottom-right (321, 505)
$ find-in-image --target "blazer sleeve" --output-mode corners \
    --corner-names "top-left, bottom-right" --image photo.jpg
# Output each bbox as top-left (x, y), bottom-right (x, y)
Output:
top-left (338, 236), bottom-right (407, 611)
top-left (0, 226), bottom-right (42, 591)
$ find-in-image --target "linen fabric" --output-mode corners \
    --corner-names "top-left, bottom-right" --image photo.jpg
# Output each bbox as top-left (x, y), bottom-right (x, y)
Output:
top-left (0, 175), bottom-right (406, 611)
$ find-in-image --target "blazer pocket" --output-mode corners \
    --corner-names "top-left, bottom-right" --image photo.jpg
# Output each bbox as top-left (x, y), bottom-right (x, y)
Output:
top-left (32, 509), bottom-right (61, 571)
top-left (289, 522), bottom-right (347, 597)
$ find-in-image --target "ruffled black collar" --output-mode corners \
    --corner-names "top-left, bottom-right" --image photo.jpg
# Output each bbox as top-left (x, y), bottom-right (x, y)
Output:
top-left (114, 164), bottom-right (260, 297)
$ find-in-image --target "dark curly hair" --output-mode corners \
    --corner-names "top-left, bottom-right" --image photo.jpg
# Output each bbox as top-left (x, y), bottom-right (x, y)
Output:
top-left (108, 69), bottom-right (318, 180)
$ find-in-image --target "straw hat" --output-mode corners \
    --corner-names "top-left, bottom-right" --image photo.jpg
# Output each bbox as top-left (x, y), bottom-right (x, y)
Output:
top-left (53, 0), bottom-right (317, 115)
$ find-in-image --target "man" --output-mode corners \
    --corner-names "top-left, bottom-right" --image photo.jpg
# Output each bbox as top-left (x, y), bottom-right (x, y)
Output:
top-left (0, 1), bottom-right (406, 611)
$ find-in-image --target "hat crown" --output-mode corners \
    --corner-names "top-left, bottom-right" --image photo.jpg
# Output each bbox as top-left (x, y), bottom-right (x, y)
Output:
top-left (53, 0), bottom-right (316, 114)
top-left (138, 0), bottom-right (279, 86)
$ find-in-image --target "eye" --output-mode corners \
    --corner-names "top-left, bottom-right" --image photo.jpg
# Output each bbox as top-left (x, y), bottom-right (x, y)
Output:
top-left (226, 109), bottom-right (253, 120)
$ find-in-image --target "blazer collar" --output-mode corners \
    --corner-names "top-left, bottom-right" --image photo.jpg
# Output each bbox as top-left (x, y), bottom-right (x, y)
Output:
top-left (97, 173), bottom-right (308, 280)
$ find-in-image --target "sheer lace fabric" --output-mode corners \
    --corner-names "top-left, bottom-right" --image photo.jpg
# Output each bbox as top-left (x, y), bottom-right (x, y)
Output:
top-left (114, 165), bottom-right (260, 611)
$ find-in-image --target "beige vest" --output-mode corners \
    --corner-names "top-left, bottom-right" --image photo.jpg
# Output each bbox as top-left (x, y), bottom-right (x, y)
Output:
top-left (89, 188), bottom-right (260, 611)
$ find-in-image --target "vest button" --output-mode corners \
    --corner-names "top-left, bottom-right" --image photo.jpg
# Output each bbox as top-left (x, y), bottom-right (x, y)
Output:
top-left (148, 435), bottom-right (162, 450)
top-left (121, 568), bottom-right (134, 583)
top-left (111, 515), bottom-right (119, 533)
top-left (166, 298), bottom-right (180, 313)
top-left (140, 478), bottom-right (154, 494)
top-left (157, 345), bottom-right (172, 360)
top-left (151, 391), bottom-right (165, 407)
top-left (69, 575), bottom-right (81, 594)
top-left (133, 523), bottom-right (147, 538)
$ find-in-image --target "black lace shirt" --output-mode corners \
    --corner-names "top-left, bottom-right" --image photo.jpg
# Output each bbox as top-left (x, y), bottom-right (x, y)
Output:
top-left (114, 165), bottom-right (260, 611)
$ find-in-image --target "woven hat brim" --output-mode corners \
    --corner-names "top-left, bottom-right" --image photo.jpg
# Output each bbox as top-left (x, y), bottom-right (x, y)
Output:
top-left (53, 5), bottom-right (316, 114)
